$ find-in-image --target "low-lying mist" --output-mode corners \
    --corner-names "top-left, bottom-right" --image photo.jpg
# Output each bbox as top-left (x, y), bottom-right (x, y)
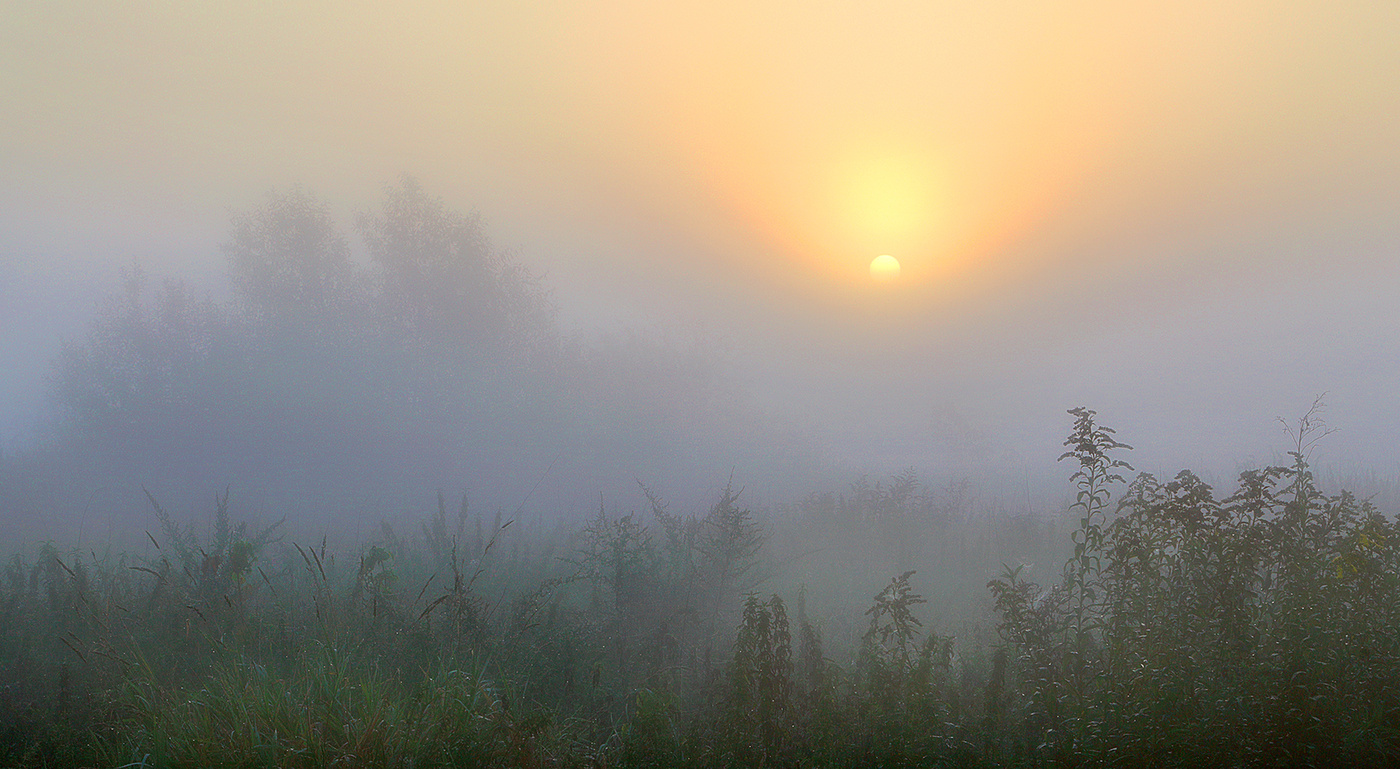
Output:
top-left (3, 180), bottom-right (1398, 764)
top-left (3, 180), bottom-right (852, 547)
top-left (5, 177), bottom-right (1395, 550)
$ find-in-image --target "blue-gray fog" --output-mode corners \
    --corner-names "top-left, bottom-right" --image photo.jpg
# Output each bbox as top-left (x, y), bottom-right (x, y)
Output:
top-left (2, 1), bottom-right (1399, 544)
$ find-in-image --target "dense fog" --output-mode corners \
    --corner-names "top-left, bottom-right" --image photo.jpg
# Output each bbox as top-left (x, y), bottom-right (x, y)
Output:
top-left (3, 173), bottom-right (1398, 545)
top-left (5, 2), bottom-right (1400, 549)
top-left (2, 182), bottom-right (837, 543)
top-left (5, 3), bottom-right (1400, 765)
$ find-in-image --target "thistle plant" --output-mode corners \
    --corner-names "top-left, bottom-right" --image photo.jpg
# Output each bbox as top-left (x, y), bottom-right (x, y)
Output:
top-left (1058, 407), bottom-right (1131, 708)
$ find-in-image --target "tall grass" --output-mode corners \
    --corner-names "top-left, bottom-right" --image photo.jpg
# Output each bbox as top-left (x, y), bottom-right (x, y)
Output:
top-left (2, 408), bottom-right (1397, 767)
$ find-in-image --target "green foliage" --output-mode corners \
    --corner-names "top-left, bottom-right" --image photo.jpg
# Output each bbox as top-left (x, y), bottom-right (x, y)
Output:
top-left (862, 570), bottom-right (927, 672)
top-left (574, 504), bottom-right (656, 620)
top-left (726, 594), bottom-right (792, 763)
top-left (4, 404), bottom-right (1400, 766)
top-left (122, 648), bottom-right (578, 769)
top-left (562, 481), bottom-right (768, 709)
top-left (986, 404), bottom-right (1400, 767)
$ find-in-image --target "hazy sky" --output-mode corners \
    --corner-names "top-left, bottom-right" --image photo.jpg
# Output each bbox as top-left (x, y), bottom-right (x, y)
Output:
top-left (4, 1), bottom-right (1399, 491)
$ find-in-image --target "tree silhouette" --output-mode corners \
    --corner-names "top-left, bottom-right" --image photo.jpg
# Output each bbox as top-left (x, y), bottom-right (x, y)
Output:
top-left (225, 186), bottom-right (363, 340)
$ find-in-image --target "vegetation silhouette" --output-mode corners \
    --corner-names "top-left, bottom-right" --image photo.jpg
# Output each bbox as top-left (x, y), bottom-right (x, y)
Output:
top-left (30, 179), bottom-right (788, 528)
top-left (1, 406), bottom-right (1396, 766)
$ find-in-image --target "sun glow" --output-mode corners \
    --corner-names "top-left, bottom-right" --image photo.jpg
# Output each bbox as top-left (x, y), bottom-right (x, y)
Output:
top-left (635, 45), bottom-right (1108, 300)
top-left (870, 254), bottom-right (901, 281)
top-left (842, 155), bottom-right (941, 246)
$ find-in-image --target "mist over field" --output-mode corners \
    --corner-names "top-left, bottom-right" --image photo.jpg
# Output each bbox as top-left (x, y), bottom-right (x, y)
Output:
top-left (3, 181), bottom-right (848, 544)
top-left (4, 2), bottom-right (1400, 542)
top-left (4, 182), bottom-right (1398, 546)
top-left (6, 175), bottom-right (1396, 546)
top-left (3, 2), bottom-right (1400, 765)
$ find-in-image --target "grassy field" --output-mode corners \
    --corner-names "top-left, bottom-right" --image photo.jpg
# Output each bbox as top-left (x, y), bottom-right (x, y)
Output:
top-left (3, 409), bottom-right (1399, 768)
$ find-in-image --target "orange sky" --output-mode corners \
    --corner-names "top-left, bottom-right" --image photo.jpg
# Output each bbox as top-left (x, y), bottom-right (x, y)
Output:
top-left (3, 0), bottom-right (1400, 471)
top-left (5, 2), bottom-right (1396, 294)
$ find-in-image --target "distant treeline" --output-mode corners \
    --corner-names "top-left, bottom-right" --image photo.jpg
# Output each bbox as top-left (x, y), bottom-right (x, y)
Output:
top-left (16, 179), bottom-right (816, 526)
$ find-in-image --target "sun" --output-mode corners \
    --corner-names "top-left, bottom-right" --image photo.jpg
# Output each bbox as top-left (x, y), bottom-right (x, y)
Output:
top-left (870, 254), bottom-right (901, 281)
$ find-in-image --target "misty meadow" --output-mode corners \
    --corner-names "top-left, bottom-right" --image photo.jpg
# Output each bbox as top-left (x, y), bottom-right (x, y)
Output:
top-left (1, 183), bottom-right (1398, 768)
top-left (5, 2), bottom-right (1400, 767)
